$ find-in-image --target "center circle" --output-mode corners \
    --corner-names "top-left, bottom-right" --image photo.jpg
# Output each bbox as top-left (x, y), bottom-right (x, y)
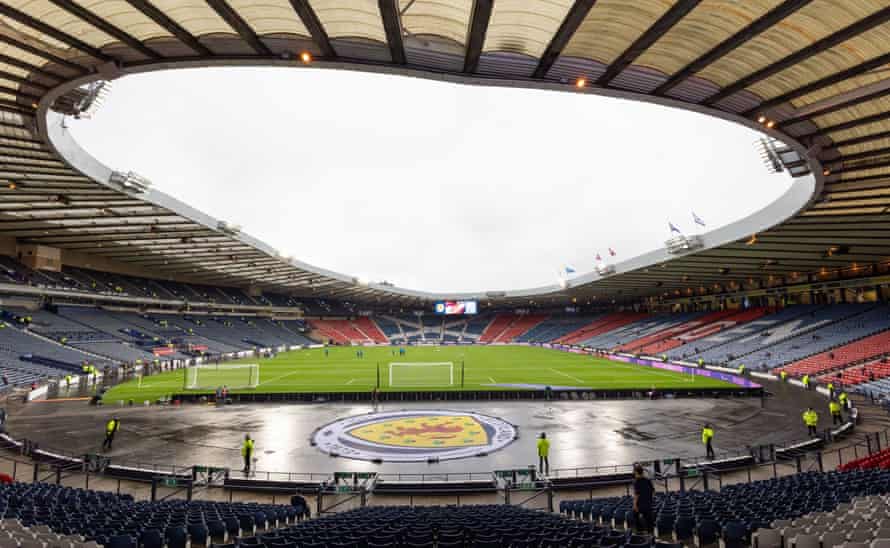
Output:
top-left (311, 409), bottom-right (518, 463)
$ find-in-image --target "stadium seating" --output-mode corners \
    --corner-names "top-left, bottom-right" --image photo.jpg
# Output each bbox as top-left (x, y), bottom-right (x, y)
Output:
top-left (562, 469), bottom-right (890, 545)
top-left (728, 304), bottom-right (890, 370)
top-left (618, 310), bottom-right (740, 355)
top-left (464, 315), bottom-right (493, 339)
top-left (580, 312), bottom-right (705, 350)
top-left (352, 317), bottom-right (388, 344)
top-left (839, 448), bottom-right (890, 471)
top-left (825, 359), bottom-right (890, 389)
top-left (0, 321), bottom-right (107, 373)
top-left (650, 308), bottom-right (768, 360)
top-left (374, 316), bottom-right (404, 342)
top-left (478, 314), bottom-right (515, 343)
top-left (491, 314), bottom-right (549, 343)
top-left (516, 315), bottom-right (606, 343)
top-left (0, 481), bottom-right (298, 547)
top-left (308, 319), bottom-right (371, 344)
top-left (281, 504), bottom-right (609, 547)
top-left (555, 313), bottom-right (647, 345)
top-left (780, 329), bottom-right (890, 378)
top-left (680, 306), bottom-right (824, 364)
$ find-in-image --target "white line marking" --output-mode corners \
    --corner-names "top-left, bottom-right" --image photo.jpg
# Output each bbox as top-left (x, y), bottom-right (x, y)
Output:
top-left (488, 376), bottom-right (496, 384)
top-left (346, 379), bottom-right (356, 385)
top-left (258, 369), bottom-right (307, 386)
top-left (549, 368), bottom-right (585, 384)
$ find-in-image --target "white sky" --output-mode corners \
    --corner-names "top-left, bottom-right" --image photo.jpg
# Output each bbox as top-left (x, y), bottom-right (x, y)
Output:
top-left (68, 67), bottom-right (792, 293)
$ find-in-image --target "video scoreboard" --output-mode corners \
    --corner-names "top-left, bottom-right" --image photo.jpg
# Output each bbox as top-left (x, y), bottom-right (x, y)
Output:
top-left (433, 300), bottom-right (478, 315)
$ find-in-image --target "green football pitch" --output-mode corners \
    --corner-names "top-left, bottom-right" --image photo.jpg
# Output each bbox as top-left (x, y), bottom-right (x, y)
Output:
top-left (102, 345), bottom-right (736, 403)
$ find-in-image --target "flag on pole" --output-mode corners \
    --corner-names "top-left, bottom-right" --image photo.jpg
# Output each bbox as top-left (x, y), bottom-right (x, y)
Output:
top-left (692, 211), bottom-right (706, 227)
top-left (564, 265), bottom-right (576, 274)
top-left (608, 247), bottom-right (616, 256)
top-left (669, 222), bottom-right (682, 234)
top-left (595, 253), bottom-right (602, 262)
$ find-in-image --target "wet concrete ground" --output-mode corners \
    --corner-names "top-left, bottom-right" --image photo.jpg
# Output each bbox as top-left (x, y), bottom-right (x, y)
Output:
top-left (8, 380), bottom-right (835, 478)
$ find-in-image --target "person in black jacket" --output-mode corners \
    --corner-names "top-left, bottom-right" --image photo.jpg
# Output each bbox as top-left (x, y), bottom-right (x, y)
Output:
top-left (632, 463), bottom-right (655, 533)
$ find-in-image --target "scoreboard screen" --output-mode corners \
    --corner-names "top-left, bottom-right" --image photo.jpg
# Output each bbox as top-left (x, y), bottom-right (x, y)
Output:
top-left (434, 300), bottom-right (478, 315)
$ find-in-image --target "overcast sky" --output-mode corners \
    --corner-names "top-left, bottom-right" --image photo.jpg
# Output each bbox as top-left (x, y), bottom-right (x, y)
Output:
top-left (68, 67), bottom-right (792, 293)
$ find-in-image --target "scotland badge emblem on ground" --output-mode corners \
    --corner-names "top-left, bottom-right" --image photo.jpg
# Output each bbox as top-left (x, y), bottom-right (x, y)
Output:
top-left (312, 409), bottom-right (518, 462)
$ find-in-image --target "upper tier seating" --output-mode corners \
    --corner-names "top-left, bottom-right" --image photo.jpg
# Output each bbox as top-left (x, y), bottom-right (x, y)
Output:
top-left (728, 304), bottom-right (890, 370)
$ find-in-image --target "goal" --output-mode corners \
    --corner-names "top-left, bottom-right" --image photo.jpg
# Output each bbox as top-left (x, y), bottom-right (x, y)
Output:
top-left (184, 364), bottom-right (259, 390)
top-left (388, 362), bottom-right (454, 388)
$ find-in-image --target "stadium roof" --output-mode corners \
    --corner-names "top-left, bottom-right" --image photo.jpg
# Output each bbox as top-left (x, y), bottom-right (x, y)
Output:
top-left (0, 0), bottom-right (888, 307)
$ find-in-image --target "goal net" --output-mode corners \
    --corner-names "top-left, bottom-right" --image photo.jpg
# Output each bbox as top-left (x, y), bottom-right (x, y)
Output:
top-left (184, 364), bottom-right (259, 390)
top-left (388, 362), bottom-right (454, 388)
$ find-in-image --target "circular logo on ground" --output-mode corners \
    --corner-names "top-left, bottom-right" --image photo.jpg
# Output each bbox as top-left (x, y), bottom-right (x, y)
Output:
top-left (311, 409), bottom-right (518, 462)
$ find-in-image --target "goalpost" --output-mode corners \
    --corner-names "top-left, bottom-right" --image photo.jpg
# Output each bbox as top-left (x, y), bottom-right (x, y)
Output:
top-left (184, 364), bottom-right (260, 390)
top-left (388, 362), bottom-right (455, 388)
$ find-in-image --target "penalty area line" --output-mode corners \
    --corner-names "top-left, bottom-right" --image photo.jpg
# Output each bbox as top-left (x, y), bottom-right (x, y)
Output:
top-left (549, 368), bottom-right (585, 384)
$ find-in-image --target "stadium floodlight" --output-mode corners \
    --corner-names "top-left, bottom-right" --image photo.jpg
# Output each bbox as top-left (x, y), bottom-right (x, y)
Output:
top-left (665, 234), bottom-right (704, 255)
top-left (756, 137), bottom-right (810, 177)
top-left (757, 137), bottom-right (784, 174)
top-left (216, 220), bottom-right (242, 234)
top-left (53, 80), bottom-right (112, 119)
top-left (108, 170), bottom-right (151, 193)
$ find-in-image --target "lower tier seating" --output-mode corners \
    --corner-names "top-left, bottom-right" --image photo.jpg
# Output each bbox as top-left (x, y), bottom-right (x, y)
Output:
top-left (562, 470), bottom-right (890, 547)
top-left (281, 504), bottom-right (617, 548)
top-left (0, 481), bottom-right (297, 548)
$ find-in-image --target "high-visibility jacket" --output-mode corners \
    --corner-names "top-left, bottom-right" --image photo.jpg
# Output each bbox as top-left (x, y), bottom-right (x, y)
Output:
top-left (780, 371), bottom-right (788, 381)
top-left (829, 401), bottom-right (841, 415)
top-left (839, 393), bottom-right (848, 406)
top-left (738, 365), bottom-right (745, 374)
top-left (697, 359), bottom-right (704, 367)
top-left (241, 439), bottom-right (255, 457)
top-left (105, 419), bottom-right (119, 435)
top-left (702, 428), bottom-right (714, 444)
top-left (803, 375), bottom-right (810, 387)
top-left (828, 383), bottom-right (834, 393)
top-left (803, 410), bottom-right (818, 426)
top-left (536, 438), bottom-right (550, 457)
